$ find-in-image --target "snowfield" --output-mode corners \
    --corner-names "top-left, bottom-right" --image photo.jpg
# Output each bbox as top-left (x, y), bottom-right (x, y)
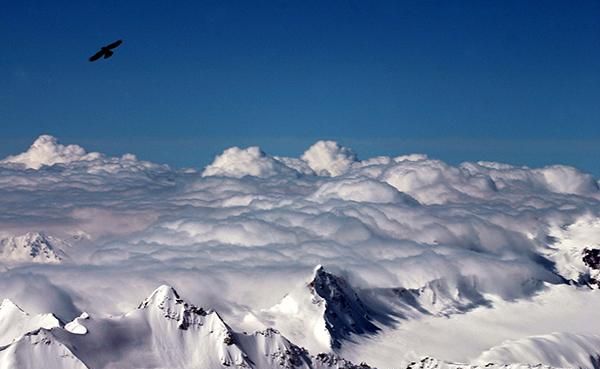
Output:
top-left (0, 135), bottom-right (599, 369)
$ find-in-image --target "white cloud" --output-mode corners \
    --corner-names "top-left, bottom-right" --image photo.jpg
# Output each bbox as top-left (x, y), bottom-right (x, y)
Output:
top-left (310, 177), bottom-right (418, 204)
top-left (1, 135), bottom-right (92, 169)
top-left (301, 140), bottom-right (357, 176)
top-left (202, 146), bottom-right (299, 178)
top-left (536, 165), bottom-right (599, 195)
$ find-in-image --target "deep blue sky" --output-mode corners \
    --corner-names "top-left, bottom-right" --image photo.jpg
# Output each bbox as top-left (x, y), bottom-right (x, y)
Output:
top-left (1, 1), bottom-right (599, 173)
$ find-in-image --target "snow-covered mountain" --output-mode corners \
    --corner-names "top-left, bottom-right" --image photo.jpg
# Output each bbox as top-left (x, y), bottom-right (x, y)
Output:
top-left (3, 283), bottom-right (596, 369)
top-left (0, 285), bottom-right (378, 369)
top-left (476, 332), bottom-right (600, 369)
top-left (0, 232), bottom-right (68, 264)
top-left (0, 329), bottom-right (89, 369)
top-left (405, 357), bottom-right (559, 369)
top-left (253, 265), bottom-right (379, 353)
top-left (253, 266), bottom-right (494, 354)
top-left (369, 277), bottom-right (490, 320)
top-left (0, 298), bottom-right (61, 346)
top-left (307, 266), bottom-right (379, 346)
top-left (583, 248), bottom-right (600, 286)
top-left (544, 216), bottom-right (600, 287)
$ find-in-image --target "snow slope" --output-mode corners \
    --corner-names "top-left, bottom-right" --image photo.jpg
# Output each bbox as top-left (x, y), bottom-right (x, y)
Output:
top-left (0, 298), bottom-right (61, 346)
top-left (0, 329), bottom-right (89, 369)
top-left (254, 265), bottom-right (378, 353)
top-left (0, 283), bottom-right (590, 369)
top-left (43, 285), bottom-right (375, 369)
top-left (544, 215), bottom-right (600, 286)
top-left (340, 284), bottom-right (600, 369)
top-left (405, 357), bottom-right (560, 369)
top-left (477, 333), bottom-right (600, 369)
top-left (0, 232), bottom-right (68, 264)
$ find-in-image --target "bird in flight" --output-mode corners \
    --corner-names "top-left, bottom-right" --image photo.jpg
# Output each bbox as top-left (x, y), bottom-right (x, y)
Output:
top-left (89, 40), bottom-right (123, 62)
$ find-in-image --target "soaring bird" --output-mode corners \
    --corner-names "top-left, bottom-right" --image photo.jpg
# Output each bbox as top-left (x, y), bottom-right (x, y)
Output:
top-left (89, 40), bottom-right (123, 62)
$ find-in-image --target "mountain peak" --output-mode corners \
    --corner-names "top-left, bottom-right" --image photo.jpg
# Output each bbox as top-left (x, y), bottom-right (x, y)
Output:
top-left (307, 265), bottom-right (353, 302)
top-left (0, 298), bottom-right (25, 316)
top-left (139, 284), bottom-right (182, 308)
top-left (307, 266), bottom-right (379, 349)
top-left (138, 284), bottom-right (209, 330)
top-left (0, 328), bottom-right (90, 369)
top-left (308, 264), bottom-right (341, 291)
top-left (263, 266), bottom-right (380, 352)
top-left (312, 264), bottom-right (325, 277)
top-left (0, 232), bottom-right (67, 264)
top-left (0, 299), bottom-right (62, 347)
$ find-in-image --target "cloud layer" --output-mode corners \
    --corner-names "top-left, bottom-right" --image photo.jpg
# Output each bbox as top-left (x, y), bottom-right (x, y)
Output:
top-left (0, 135), bottom-right (598, 332)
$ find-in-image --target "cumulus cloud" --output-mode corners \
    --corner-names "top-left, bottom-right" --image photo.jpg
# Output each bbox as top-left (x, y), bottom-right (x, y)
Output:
top-left (378, 158), bottom-right (497, 204)
top-left (201, 140), bottom-right (358, 179)
top-left (301, 140), bottom-right (357, 176)
top-left (202, 146), bottom-right (299, 178)
top-left (536, 165), bottom-right (599, 194)
top-left (0, 135), bottom-right (93, 169)
top-left (309, 177), bottom-right (418, 205)
top-left (461, 161), bottom-right (600, 196)
top-left (0, 134), bottom-right (169, 176)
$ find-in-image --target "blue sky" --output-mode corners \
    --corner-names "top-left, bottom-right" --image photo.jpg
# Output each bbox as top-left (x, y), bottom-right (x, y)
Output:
top-left (1, 0), bottom-right (599, 173)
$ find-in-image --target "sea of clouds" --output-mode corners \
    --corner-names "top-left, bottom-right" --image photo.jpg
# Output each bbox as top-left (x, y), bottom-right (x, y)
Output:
top-left (0, 135), bottom-right (598, 325)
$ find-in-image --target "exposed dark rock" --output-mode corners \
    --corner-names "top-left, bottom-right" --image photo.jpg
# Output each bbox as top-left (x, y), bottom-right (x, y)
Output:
top-left (309, 266), bottom-right (379, 348)
top-left (583, 248), bottom-right (600, 270)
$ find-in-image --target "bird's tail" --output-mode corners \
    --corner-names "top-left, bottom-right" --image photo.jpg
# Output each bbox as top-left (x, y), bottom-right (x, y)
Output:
top-left (103, 50), bottom-right (114, 59)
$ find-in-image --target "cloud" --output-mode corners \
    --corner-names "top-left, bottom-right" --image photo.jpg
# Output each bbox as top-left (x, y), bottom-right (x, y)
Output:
top-left (309, 177), bottom-right (418, 205)
top-left (202, 146), bottom-right (299, 178)
top-left (0, 273), bottom-right (80, 320)
top-left (0, 135), bottom-right (93, 169)
top-left (0, 134), bottom-right (170, 176)
top-left (536, 165), bottom-right (599, 195)
top-left (201, 140), bottom-right (358, 179)
top-left (378, 157), bottom-right (497, 204)
top-left (301, 140), bottom-right (358, 176)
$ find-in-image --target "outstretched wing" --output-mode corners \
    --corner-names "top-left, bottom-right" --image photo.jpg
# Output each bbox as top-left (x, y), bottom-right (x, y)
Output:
top-left (105, 39), bottom-right (123, 50)
top-left (89, 50), bottom-right (105, 62)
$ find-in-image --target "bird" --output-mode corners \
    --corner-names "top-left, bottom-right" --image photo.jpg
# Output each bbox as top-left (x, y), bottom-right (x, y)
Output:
top-left (89, 40), bottom-right (123, 62)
